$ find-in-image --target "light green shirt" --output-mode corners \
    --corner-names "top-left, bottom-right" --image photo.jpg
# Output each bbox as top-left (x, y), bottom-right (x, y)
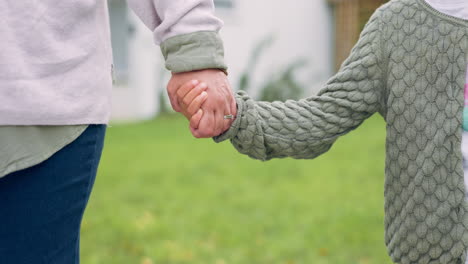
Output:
top-left (0, 126), bottom-right (87, 177)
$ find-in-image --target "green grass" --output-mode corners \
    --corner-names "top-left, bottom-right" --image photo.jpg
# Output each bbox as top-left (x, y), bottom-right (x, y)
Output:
top-left (81, 113), bottom-right (392, 264)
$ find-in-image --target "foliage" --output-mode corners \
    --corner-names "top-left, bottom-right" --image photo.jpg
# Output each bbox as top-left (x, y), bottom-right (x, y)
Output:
top-left (238, 35), bottom-right (274, 92)
top-left (81, 114), bottom-right (393, 264)
top-left (238, 35), bottom-right (307, 102)
top-left (258, 60), bottom-right (307, 102)
top-left (158, 67), bottom-right (171, 114)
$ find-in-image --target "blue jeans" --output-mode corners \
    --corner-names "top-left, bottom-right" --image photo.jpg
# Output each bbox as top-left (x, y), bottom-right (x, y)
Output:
top-left (0, 125), bottom-right (106, 264)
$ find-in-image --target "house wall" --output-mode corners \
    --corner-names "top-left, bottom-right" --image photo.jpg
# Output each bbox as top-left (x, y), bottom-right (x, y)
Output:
top-left (108, 0), bottom-right (164, 122)
top-left (216, 0), bottom-right (334, 97)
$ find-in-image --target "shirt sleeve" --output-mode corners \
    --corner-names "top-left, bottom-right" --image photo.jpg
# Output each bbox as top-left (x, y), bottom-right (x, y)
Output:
top-left (126, 0), bottom-right (227, 72)
top-left (213, 10), bottom-right (386, 161)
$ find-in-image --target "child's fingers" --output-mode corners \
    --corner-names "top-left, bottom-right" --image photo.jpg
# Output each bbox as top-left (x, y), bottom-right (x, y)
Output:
top-left (182, 82), bottom-right (208, 106)
top-left (189, 109), bottom-right (204, 130)
top-left (187, 91), bottom-right (208, 116)
top-left (176, 80), bottom-right (200, 99)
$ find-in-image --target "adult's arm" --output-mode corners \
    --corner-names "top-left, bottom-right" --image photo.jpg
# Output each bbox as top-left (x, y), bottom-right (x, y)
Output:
top-left (127, 0), bottom-right (226, 72)
top-left (127, 0), bottom-right (235, 136)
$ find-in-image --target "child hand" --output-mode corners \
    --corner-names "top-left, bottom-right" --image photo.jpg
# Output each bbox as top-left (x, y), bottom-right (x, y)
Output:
top-left (176, 80), bottom-right (208, 129)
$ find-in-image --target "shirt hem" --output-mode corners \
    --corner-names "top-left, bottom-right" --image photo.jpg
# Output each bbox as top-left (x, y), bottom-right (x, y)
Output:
top-left (0, 126), bottom-right (88, 178)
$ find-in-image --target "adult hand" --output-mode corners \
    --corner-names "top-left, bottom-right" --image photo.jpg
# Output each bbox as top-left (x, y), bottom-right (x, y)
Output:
top-left (167, 69), bottom-right (236, 138)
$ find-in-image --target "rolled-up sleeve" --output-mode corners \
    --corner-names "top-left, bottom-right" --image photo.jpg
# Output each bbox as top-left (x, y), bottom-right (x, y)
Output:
top-left (127, 0), bottom-right (227, 72)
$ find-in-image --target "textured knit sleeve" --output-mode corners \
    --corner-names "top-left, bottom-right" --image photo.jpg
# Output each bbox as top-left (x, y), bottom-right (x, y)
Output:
top-left (127, 0), bottom-right (227, 72)
top-left (214, 11), bottom-right (385, 161)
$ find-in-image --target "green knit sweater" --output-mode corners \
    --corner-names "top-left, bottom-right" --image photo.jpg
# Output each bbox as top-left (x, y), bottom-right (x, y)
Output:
top-left (215, 0), bottom-right (468, 263)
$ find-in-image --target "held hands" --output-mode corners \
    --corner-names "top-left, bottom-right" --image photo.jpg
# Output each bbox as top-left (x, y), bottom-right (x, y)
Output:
top-left (177, 79), bottom-right (236, 137)
top-left (166, 69), bottom-right (236, 138)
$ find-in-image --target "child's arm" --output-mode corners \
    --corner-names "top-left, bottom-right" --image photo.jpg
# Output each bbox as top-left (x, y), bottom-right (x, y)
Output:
top-left (212, 11), bottom-right (385, 161)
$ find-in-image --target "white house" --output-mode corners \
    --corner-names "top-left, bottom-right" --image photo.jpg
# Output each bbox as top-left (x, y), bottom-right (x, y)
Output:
top-left (108, 0), bottom-right (334, 122)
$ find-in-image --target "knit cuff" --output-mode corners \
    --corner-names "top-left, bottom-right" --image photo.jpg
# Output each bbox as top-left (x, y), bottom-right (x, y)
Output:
top-left (213, 92), bottom-right (246, 143)
top-left (160, 31), bottom-right (228, 73)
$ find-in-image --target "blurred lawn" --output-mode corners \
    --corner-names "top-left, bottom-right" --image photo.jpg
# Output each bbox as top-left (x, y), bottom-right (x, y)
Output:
top-left (81, 113), bottom-right (392, 264)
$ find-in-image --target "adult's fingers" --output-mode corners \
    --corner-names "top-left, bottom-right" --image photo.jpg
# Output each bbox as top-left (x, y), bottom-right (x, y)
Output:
top-left (194, 110), bottom-right (215, 138)
top-left (214, 109), bottom-right (225, 136)
top-left (223, 112), bottom-right (233, 132)
top-left (190, 125), bottom-right (201, 138)
top-left (221, 91), bottom-right (237, 132)
top-left (230, 95), bottom-right (237, 117)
